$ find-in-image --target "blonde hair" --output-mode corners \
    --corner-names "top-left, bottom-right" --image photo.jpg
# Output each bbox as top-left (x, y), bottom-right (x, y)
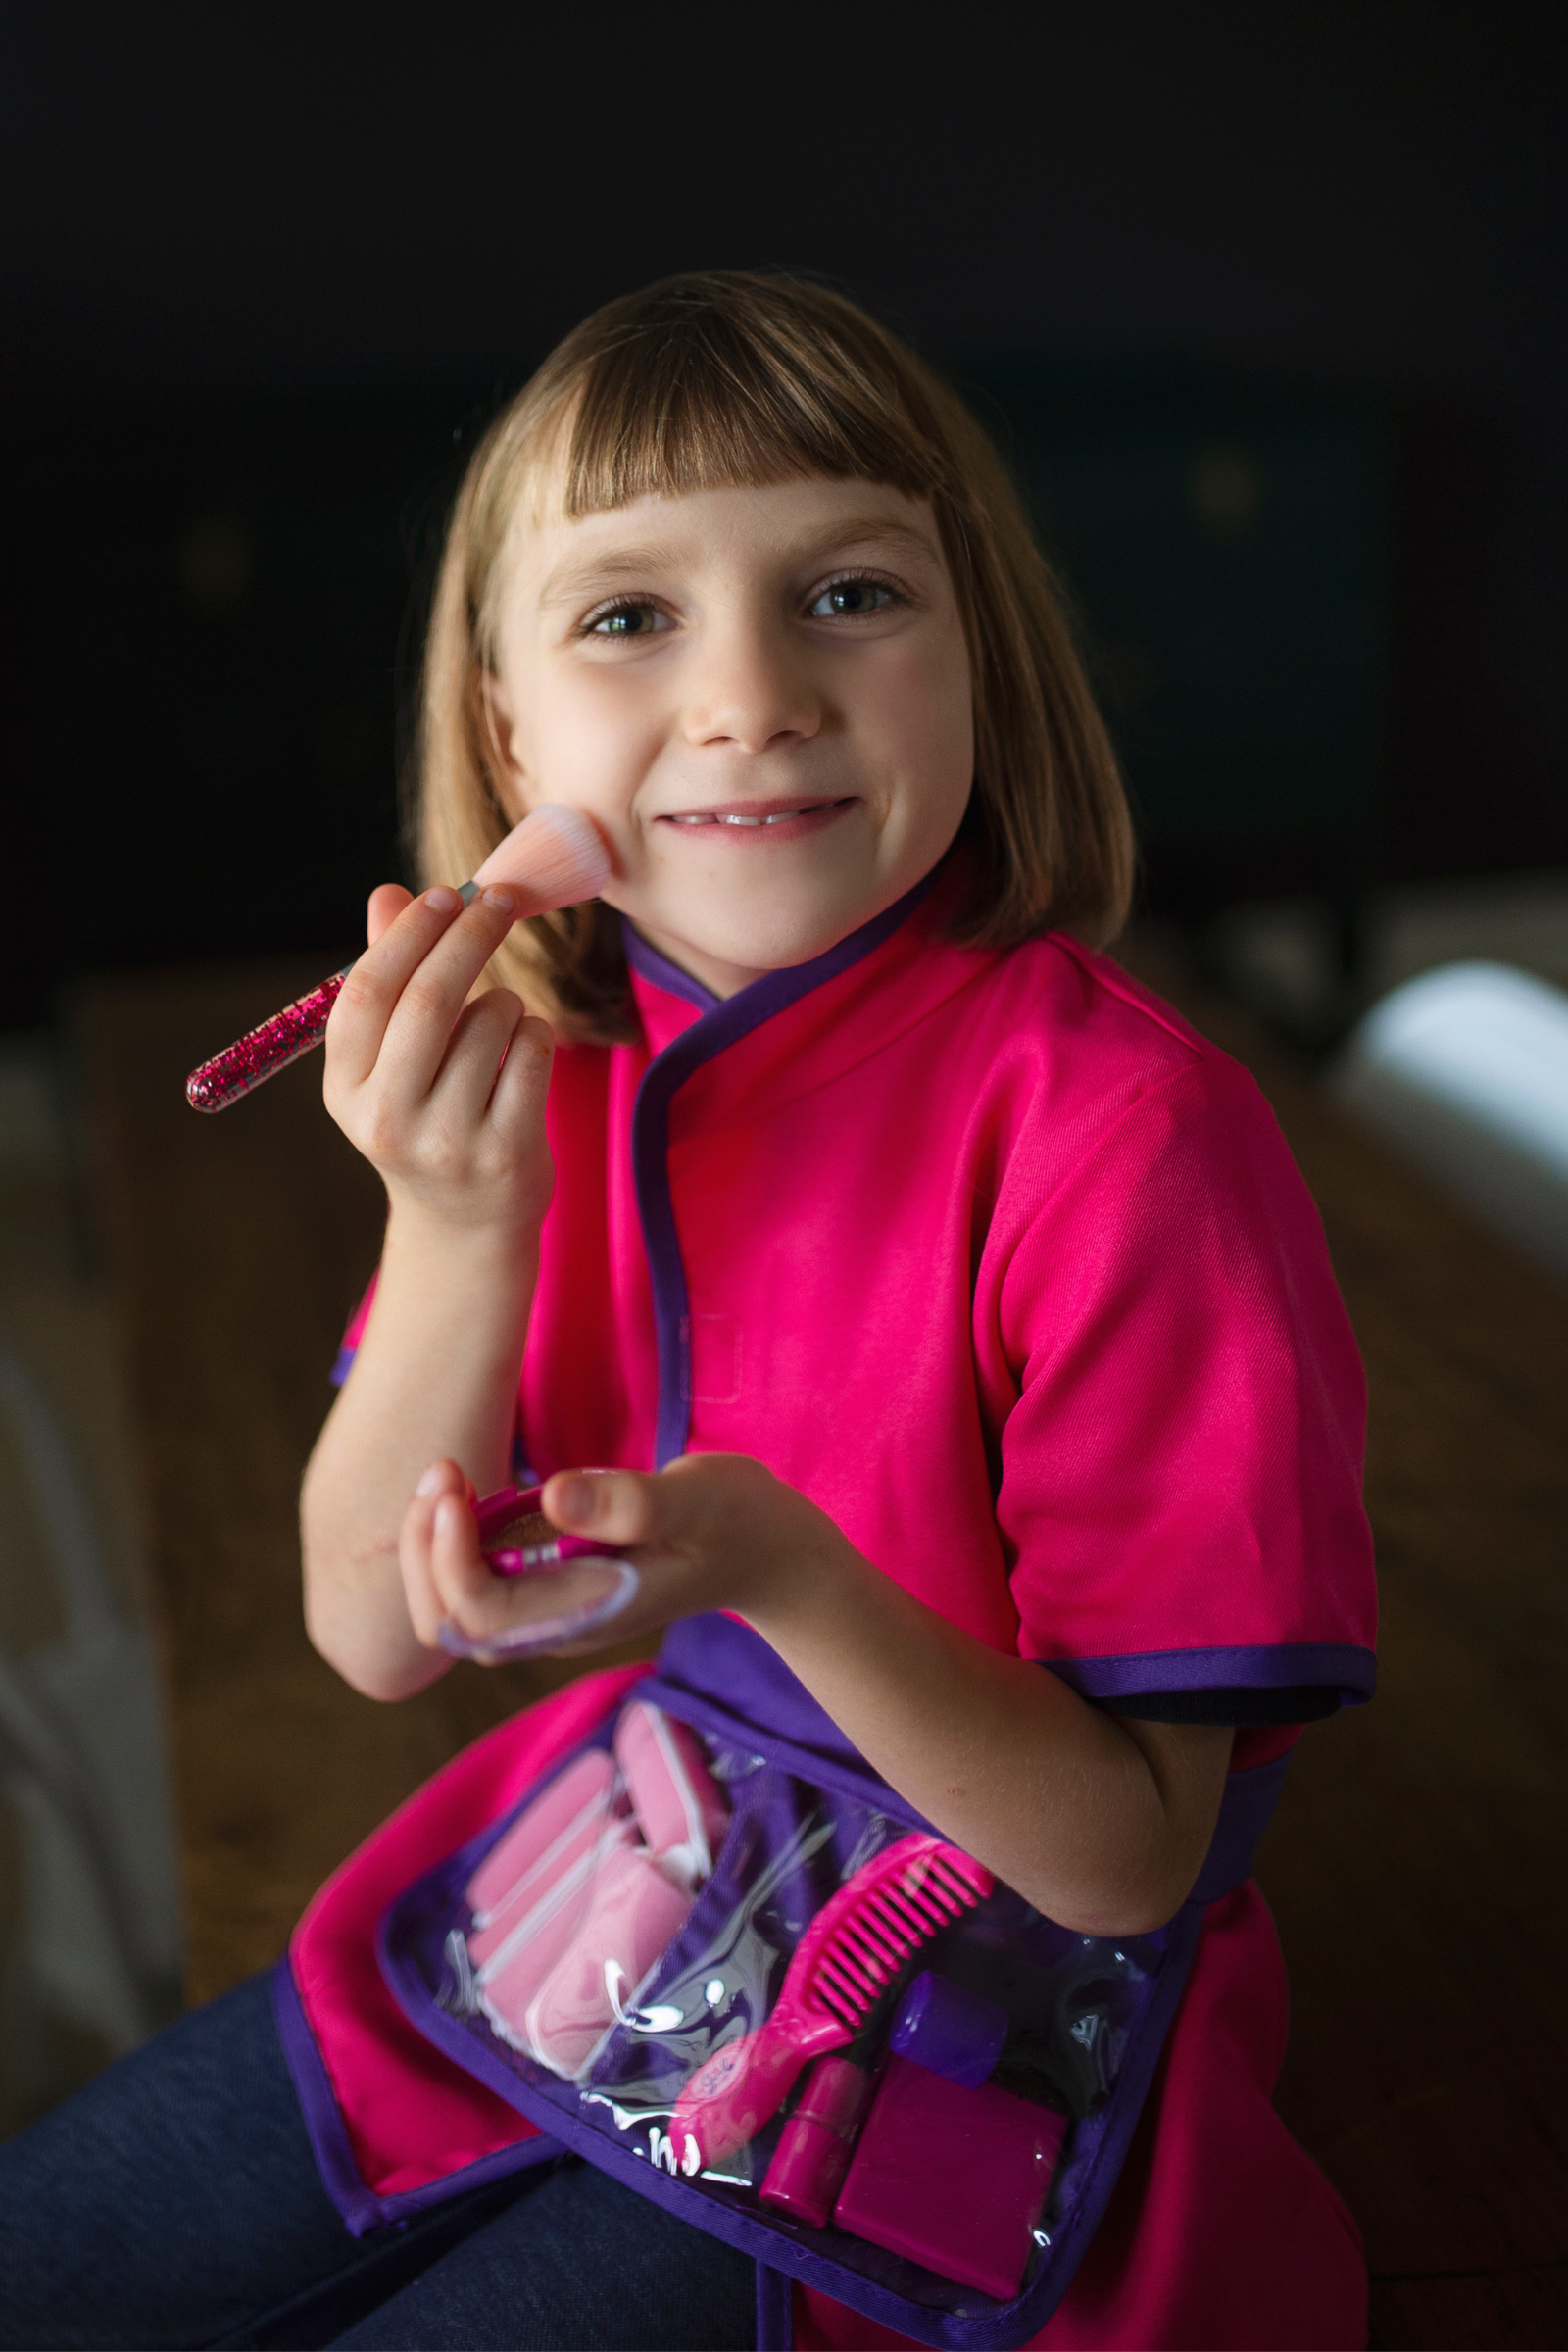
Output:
top-left (414, 270), bottom-right (1134, 1040)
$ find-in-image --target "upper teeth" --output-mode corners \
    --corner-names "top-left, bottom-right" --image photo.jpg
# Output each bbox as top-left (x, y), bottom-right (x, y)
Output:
top-left (672, 809), bottom-right (812, 827)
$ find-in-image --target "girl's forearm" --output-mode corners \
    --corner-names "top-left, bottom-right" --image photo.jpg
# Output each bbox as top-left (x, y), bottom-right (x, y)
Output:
top-left (748, 1553), bottom-right (1231, 1936)
top-left (300, 1204), bottom-right (538, 1698)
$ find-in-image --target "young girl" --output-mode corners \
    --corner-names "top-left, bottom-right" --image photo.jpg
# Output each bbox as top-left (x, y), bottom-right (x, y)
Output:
top-left (0, 273), bottom-right (1375, 2352)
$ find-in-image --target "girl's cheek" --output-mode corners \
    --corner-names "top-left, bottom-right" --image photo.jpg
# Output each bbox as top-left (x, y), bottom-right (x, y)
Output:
top-left (533, 690), bottom-right (664, 851)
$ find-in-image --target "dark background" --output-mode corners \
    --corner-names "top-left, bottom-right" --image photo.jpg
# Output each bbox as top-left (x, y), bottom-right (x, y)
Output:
top-left (2, 1), bottom-right (1563, 1032)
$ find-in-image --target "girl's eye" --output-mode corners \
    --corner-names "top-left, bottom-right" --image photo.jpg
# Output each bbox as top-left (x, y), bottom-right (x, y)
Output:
top-left (808, 576), bottom-right (899, 620)
top-left (586, 602), bottom-right (672, 639)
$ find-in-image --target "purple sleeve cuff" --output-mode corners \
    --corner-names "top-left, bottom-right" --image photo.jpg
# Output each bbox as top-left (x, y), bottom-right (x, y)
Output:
top-left (1043, 1641), bottom-right (1376, 1710)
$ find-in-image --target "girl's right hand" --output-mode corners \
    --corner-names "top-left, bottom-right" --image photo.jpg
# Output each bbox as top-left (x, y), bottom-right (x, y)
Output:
top-left (321, 882), bottom-right (555, 1237)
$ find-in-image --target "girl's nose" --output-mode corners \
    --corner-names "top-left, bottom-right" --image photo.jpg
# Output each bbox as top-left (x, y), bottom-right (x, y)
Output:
top-left (681, 618), bottom-right (821, 754)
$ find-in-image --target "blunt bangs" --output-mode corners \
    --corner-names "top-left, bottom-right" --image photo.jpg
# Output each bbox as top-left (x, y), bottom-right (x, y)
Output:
top-left (551, 280), bottom-right (952, 520)
top-left (415, 271), bottom-right (1135, 1043)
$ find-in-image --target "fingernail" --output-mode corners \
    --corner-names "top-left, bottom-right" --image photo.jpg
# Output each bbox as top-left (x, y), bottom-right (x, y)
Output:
top-left (416, 1463), bottom-right (445, 1496)
top-left (552, 1474), bottom-right (596, 1523)
top-left (481, 885), bottom-right (517, 914)
top-left (424, 886), bottom-right (461, 914)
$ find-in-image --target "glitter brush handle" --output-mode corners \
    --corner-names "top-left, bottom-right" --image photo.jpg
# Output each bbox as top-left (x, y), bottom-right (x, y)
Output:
top-left (183, 883), bottom-right (485, 1115)
top-left (184, 806), bottom-right (612, 1115)
top-left (185, 966), bottom-right (351, 1112)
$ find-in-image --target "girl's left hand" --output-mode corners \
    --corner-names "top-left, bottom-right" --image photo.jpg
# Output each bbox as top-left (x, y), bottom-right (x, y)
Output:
top-left (399, 1454), bottom-right (842, 1660)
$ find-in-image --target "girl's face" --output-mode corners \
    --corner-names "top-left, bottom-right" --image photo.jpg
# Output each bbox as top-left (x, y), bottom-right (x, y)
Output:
top-left (484, 475), bottom-right (974, 998)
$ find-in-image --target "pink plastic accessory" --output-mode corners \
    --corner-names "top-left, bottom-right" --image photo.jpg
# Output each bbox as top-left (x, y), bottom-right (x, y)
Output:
top-left (832, 2054), bottom-right (1067, 2299)
top-left (613, 1700), bottom-right (730, 1890)
top-left (473, 1816), bottom-right (640, 2057)
top-left (438, 1485), bottom-right (638, 1664)
top-left (513, 1841), bottom-right (696, 2077)
top-left (476, 1486), bottom-right (625, 1577)
top-left (464, 1748), bottom-right (619, 1971)
top-left (759, 2054), bottom-right (874, 2226)
top-left (465, 1697), bottom-right (732, 2081)
top-left (671, 1835), bottom-right (994, 2169)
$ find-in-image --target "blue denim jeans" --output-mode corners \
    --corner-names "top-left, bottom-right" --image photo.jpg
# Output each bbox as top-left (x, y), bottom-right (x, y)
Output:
top-left (0, 1973), bottom-right (757, 2349)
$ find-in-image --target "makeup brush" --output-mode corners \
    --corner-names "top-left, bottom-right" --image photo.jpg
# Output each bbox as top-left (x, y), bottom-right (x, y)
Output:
top-left (184, 805), bottom-right (611, 1112)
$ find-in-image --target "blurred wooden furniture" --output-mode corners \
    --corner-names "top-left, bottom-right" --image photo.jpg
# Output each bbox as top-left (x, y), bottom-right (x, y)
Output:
top-left (79, 949), bottom-right (1568, 2351)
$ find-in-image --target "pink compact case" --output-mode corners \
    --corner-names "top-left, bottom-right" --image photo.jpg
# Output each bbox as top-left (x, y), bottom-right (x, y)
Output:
top-left (437, 1484), bottom-right (639, 1663)
top-left (476, 1484), bottom-right (626, 1576)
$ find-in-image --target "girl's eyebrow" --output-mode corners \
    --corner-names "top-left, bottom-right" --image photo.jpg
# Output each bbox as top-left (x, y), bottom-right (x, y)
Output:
top-left (535, 514), bottom-right (944, 609)
top-left (537, 545), bottom-right (672, 608)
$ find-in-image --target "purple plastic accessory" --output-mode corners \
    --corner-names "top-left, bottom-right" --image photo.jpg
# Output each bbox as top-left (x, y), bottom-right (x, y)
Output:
top-left (760, 2055), bottom-right (875, 2227)
top-left (889, 1971), bottom-right (1008, 2089)
top-left (832, 2055), bottom-right (1067, 2302)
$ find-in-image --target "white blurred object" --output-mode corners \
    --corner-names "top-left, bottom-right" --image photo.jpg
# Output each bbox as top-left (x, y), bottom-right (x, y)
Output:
top-left (1333, 962), bottom-right (1568, 1280)
top-left (0, 1340), bottom-right (181, 2084)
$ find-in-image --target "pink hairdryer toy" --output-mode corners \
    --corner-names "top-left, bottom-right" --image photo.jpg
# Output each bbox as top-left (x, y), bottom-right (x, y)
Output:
top-left (437, 1483), bottom-right (639, 1663)
top-left (671, 1834), bottom-right (994, 2170)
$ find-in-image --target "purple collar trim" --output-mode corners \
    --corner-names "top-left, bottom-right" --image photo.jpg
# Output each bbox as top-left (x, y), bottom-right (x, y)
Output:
top-left (622, 925), bottom-right (722, 1015)
top-left (629, 866), bottom-right (941, 1468)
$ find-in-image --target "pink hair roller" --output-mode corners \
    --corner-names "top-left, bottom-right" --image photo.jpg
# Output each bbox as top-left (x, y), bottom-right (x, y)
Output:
top-left (465, 1748), bottom-right (620, 1972)
top-left (613, 1700), bottom-right (730, 1891)
top-left (465, 1697), bottom-right (731, 2079)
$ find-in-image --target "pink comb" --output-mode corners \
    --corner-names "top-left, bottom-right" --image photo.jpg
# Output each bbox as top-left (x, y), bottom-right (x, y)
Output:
top-left (670, 1833), bottom-right (993, 2170)
top-left (184, 804), bottom-right (610, 1111)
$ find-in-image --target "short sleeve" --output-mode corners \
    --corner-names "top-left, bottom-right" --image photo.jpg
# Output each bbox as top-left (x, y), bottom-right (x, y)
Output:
top-left (991, 1050), bottom-right (1376, 1714)
top-left (329, 1274), bottom-right (378, 1387)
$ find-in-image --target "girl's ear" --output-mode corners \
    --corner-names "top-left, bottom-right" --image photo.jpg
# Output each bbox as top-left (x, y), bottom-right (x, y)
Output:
top-left (476, 667), bottom-right (530, 822)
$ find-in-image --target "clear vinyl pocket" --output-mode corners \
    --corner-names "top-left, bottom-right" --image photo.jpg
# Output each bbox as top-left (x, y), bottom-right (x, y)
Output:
top-left (377, 1673), bottom-right (1207, 2352)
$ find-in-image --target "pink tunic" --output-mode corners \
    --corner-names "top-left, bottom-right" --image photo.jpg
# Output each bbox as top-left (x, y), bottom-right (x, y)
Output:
top-left (318, 859), bottom-right (1375, 2346)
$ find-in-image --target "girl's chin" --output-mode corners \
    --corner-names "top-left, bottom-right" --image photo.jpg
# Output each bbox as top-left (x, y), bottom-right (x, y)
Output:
top-left (627, 902), bottom-right (878, 992)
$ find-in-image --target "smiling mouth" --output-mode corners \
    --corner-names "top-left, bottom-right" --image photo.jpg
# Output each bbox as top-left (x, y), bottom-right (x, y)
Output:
top-left (662, 798), bottom-right (856, 830)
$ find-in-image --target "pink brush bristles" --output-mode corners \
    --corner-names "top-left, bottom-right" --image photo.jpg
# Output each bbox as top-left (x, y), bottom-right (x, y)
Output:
top-left (670, 1834), bottom-right (994, 2171)
top-left (185, 806), bottom-right (610, 1112)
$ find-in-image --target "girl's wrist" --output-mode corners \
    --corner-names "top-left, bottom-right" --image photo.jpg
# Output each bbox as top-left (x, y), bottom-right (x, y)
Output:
top-left (372, 1198), bottom-right (542, 1364)
top-left (737, 1512), bottom-right (872, 1655)
top-left (381, 1184), bottom-right (546, 1266)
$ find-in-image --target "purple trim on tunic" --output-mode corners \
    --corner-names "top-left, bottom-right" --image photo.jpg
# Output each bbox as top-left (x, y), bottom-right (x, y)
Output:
top-left (329, 1346), bottom-right (356, 1389)
top-left (271, 1958), bottom-right (387, 2236)
top-left (1188, 1750), bottom-right (1292, 1901)
top-left (1045, 1641), bottom-right (1376, 1708)
top-left (756, 2262), bottom-right (794, 2352)
top-left (653, 1614), bottom-right (1289, 1900)
top-left (270, 1959), bottom-right (560, 2237)
top-left (629, 868), bottom-right (941, 1469)
top-left (622, 926), bottom-right (722, 1015)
